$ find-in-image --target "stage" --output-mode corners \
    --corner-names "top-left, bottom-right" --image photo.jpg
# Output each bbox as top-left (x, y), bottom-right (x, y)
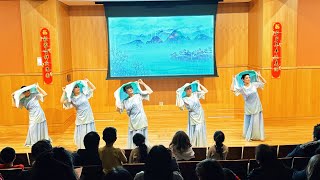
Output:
top-left (0, 110), bottom-right (318, 153)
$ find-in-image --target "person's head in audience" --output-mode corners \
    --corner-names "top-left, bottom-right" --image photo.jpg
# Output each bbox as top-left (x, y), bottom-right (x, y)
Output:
top-left (213, 131), bottom-right (225, 159)
top-left (313, 124), bottom-right (320, 141)
top-left (103, 127), bottom-right (117, 146)
top-left (170, 131), bottom-right (192, 152)
top-left (52, 147), bottom-right (74, 167)
top-left (104, 167), bottom-right (133, 180)
top-left (84, 131), bottom-right (100, 150)
top-left (255, 144), bottom-right (277, 167)
top-left (306, 154), bottom-right (320, 180)
top-left (0, 147), bottom-right (16, 166)
top-left (144, 145), bottom-right (173, 180)
top-left (196, 159), bottom-right (224, 180)
top-left (133, 133), bottom-right (148, 163)
top-left (223, 168), bottom-right (239, 180)
top-left (31, 139), bottom-right (53, 160)
top-left (32, 147), bottom-right (77, 180)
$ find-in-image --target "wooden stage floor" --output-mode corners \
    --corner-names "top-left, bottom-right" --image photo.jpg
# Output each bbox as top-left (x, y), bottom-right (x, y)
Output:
top-left (0, 110), bottom-right (319, 153)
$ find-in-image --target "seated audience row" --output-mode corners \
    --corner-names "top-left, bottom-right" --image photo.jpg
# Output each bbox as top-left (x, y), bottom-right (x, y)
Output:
top-left (1, 124), bottom-right (320, 180)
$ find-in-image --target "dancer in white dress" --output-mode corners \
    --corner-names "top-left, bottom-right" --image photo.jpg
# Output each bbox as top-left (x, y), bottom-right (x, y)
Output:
top-left (115, 79), bottom-right (153, 148)
top-left (176, 80), bottom-right (208, 147)
top-left (231, 71), bottom-right (267, 141)
top-left (60, 78), bottom-right (96, 149)
top-left (12, 84), bottom-right (51, 146)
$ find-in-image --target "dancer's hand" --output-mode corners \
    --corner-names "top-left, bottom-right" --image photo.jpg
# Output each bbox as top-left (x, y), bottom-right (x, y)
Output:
top-left (138, 79), bottom-right (144, 84)
top-left (116, 107), bottom-right (122, 114)
top-left (84, 78), bottom-right (89, 82)
top-left (257, 71), bottom-right (262, 77)
top-left (62, 87), bottom-right (66, 92)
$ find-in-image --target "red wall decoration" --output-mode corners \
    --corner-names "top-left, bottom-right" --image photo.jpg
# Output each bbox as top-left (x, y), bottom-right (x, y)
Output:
top-left (40, 28), bottom-right (53, 84)
top-left (272, 22), bottom-right (282, 78)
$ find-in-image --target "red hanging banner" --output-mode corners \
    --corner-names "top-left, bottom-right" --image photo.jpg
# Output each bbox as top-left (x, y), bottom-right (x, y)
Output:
top-left (271, 22), bottom-right (282, 78)
top-left (40, 28), bottom-right (53, 84)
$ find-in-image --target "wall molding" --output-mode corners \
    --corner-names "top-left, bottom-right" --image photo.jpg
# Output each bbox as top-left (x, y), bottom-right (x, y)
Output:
top-left (2, 66), bottom-right (320, 77)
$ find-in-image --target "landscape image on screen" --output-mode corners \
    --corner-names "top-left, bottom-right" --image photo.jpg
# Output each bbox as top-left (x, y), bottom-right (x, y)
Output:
top-left (108, 15), bottom-right (215, 78)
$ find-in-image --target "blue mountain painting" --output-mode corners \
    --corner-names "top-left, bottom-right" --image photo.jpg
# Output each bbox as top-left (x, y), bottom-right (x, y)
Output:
top-left (108, 15), bottom-right (215, 78)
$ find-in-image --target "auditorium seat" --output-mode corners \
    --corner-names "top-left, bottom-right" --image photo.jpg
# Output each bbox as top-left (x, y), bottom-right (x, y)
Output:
top-left (28, 153), bottom-right (34, 165)
top-left (123, 163), bottom-right (144, 177)
top-left (278, 144), bottom-right (298, 158)
top-left (192, 147), bottom-right (207, 161)
top-left (124, 149), bottom-right (132, 161)
top-left (218, 159), bottom-right (249, 180)
top-left (226, 147), bottom-right (242, 160)
top-left (0, 168), bottom-right (22, 180)
top-left (243, 145), bottom-right (277, 159)
top-left (278, 157), bottom-right (293, 169)
top-left (292, 157), bottom-right (310, 171)
top-left (178, 161), bottom-right (198, 180)
top-left (242, 146), bottom-right (256, 159)
top-left (15, 153), bottom-right (30, 167)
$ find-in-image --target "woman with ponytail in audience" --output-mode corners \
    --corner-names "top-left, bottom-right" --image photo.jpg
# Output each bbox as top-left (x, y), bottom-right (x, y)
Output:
top-left (129, 133), bottom-right (149, 163)
top-left (207, 131), bottom-right (228, 160)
